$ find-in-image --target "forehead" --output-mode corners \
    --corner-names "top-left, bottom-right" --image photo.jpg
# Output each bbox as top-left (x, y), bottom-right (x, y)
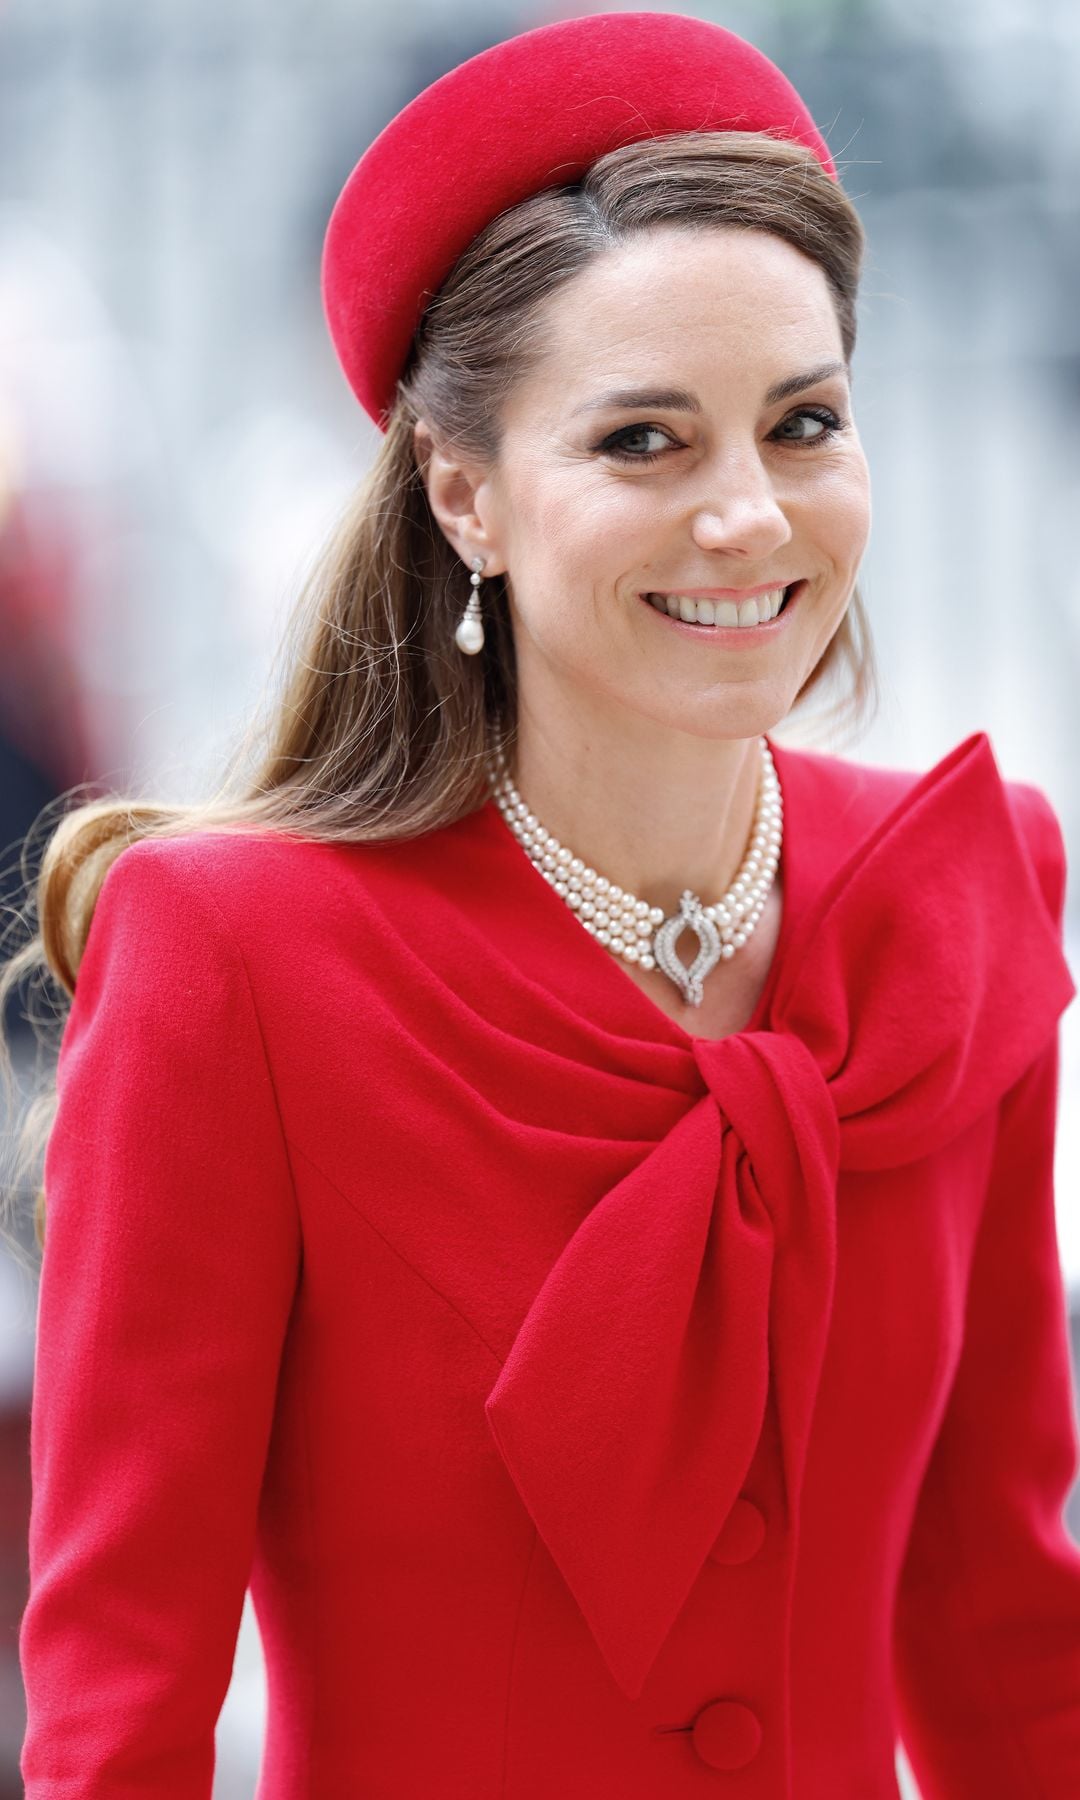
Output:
top-left (510, 226), bottom-right (841, 412)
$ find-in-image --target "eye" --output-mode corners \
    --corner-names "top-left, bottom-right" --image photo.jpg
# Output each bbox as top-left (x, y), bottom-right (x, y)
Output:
top-left (772, 405), bottom-right (848, 446)
top-left (596, 423), bottom-right (676, 464)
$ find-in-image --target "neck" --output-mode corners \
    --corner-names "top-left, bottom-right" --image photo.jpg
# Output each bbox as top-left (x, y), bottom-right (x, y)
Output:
top-left (498, 702), bottom-right (768, 919)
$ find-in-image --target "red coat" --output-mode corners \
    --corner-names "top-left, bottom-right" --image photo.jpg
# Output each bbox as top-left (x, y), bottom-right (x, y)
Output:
top-left (18, 728), bottom-right (1080, 1798)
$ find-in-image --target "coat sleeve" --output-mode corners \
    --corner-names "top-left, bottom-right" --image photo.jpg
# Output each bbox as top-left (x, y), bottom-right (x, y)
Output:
top-left (892, 781), bottom-right (1080, 1798)
top-left (18, 839), bottom-right (302, 1798)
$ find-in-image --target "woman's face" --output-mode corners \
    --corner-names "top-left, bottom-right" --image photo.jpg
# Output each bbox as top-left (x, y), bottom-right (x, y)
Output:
top-left (459, 223), bottom-right (872, 745)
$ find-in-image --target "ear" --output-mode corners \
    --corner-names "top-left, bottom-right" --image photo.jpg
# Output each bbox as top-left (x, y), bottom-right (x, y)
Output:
top-left (413, 419), bottom-right (508, 577)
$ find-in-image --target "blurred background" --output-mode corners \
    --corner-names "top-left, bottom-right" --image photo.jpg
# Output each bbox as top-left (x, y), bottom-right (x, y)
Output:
top-left (0, 0), bottom-right (1077, 1795)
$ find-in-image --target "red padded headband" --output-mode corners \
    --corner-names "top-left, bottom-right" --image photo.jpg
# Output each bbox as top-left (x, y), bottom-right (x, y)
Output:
top-left (321, 10), bottom-right (837, 430)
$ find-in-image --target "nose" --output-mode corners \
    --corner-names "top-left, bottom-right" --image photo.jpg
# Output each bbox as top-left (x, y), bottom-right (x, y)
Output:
top-left (688, 448), bottom-right (793, 560)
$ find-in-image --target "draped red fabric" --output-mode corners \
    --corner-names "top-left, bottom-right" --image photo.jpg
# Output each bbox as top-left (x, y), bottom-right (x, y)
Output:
top-left (483, 731), bottom-right (1077, 1702)
top-left (19, 729), bottom-right (1080, 1797)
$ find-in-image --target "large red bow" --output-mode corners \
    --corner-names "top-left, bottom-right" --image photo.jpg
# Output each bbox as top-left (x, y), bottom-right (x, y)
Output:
top-left (484, 733), bottom-right (1076, 1699)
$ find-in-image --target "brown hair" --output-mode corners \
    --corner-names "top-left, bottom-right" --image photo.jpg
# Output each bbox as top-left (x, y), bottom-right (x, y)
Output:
top-left (0, 128), bottom-right (878, 1256)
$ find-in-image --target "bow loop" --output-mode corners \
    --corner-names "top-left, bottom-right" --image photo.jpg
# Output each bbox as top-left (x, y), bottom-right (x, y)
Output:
top-left (771, 733), bottom-right (1076, 1168)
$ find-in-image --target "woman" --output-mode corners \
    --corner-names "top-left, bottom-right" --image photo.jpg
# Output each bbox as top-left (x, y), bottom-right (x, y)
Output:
top-left (10, 11), bottom-right (1080, 1797)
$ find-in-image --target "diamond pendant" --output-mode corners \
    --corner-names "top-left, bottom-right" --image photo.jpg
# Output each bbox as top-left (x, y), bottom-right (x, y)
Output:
top-left (651, 890), bottom-right (723, 1007)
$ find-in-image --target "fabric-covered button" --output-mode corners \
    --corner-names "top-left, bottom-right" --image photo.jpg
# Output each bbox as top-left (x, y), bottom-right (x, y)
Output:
top-left (691, 1699), bottom-right (762, 1770)
top-left (708, 1497), bottom-right (766, 1564)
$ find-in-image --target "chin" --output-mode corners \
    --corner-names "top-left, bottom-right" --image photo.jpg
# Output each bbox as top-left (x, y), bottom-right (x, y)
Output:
top-left (626, 691), bottom-right (796, 746)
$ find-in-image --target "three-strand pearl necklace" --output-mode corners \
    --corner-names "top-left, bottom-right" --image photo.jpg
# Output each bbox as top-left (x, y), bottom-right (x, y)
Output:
top-left (485, 735), bottom-right (783, 1007)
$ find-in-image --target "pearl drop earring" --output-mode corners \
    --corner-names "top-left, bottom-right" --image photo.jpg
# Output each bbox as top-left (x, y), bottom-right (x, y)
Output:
top-left (455, 556), bottom-right (486, 655)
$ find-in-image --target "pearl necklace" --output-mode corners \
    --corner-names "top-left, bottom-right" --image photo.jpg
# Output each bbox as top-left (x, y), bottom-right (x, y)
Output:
top-left (485, 736), bottom-right (783, 1007)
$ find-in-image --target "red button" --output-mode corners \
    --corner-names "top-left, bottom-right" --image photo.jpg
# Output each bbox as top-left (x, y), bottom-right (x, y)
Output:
top-left (708, 1497), bottom-right (766, 1564)
top-left (691, 1699), bottom-right (762, 1771)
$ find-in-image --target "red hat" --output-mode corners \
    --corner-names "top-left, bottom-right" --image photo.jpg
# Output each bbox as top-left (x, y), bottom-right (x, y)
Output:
top-left (322, 10), bottom-right (837, 430)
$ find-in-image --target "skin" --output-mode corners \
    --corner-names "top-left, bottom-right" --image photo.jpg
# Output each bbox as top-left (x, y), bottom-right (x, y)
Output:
top-left (416, 223), bottom-right (872, 1022)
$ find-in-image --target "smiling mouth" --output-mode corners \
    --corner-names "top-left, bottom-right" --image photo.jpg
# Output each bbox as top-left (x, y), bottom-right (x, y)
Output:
top-left (641, 580), bottom-right (805, 631)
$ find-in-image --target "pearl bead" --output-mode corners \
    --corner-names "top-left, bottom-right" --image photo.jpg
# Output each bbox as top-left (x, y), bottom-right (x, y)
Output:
top-left (484, 735), bottom-right (782, 1004)
top-left (455, 617), bottom-right (484, 654)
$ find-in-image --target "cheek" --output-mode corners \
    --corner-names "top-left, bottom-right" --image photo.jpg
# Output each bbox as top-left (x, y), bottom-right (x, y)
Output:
top-left (506, 470), bottom-right (650, 573)
top-left (820, 456), bottom-right (872, 555)
top-left (787, 465), bottom-right (869, 580)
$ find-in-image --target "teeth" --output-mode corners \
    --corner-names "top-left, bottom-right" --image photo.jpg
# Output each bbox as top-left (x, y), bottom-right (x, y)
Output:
top-left (648, 586), bottom-right (788, 628)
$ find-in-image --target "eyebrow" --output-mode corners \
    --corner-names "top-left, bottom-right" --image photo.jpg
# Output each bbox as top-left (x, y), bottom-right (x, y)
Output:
top-left (569, 360), bottom-right (849, 418)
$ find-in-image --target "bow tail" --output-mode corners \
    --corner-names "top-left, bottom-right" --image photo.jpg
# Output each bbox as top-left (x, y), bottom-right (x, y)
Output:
top-left (484, 1095), bottom-right (776, 1699)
